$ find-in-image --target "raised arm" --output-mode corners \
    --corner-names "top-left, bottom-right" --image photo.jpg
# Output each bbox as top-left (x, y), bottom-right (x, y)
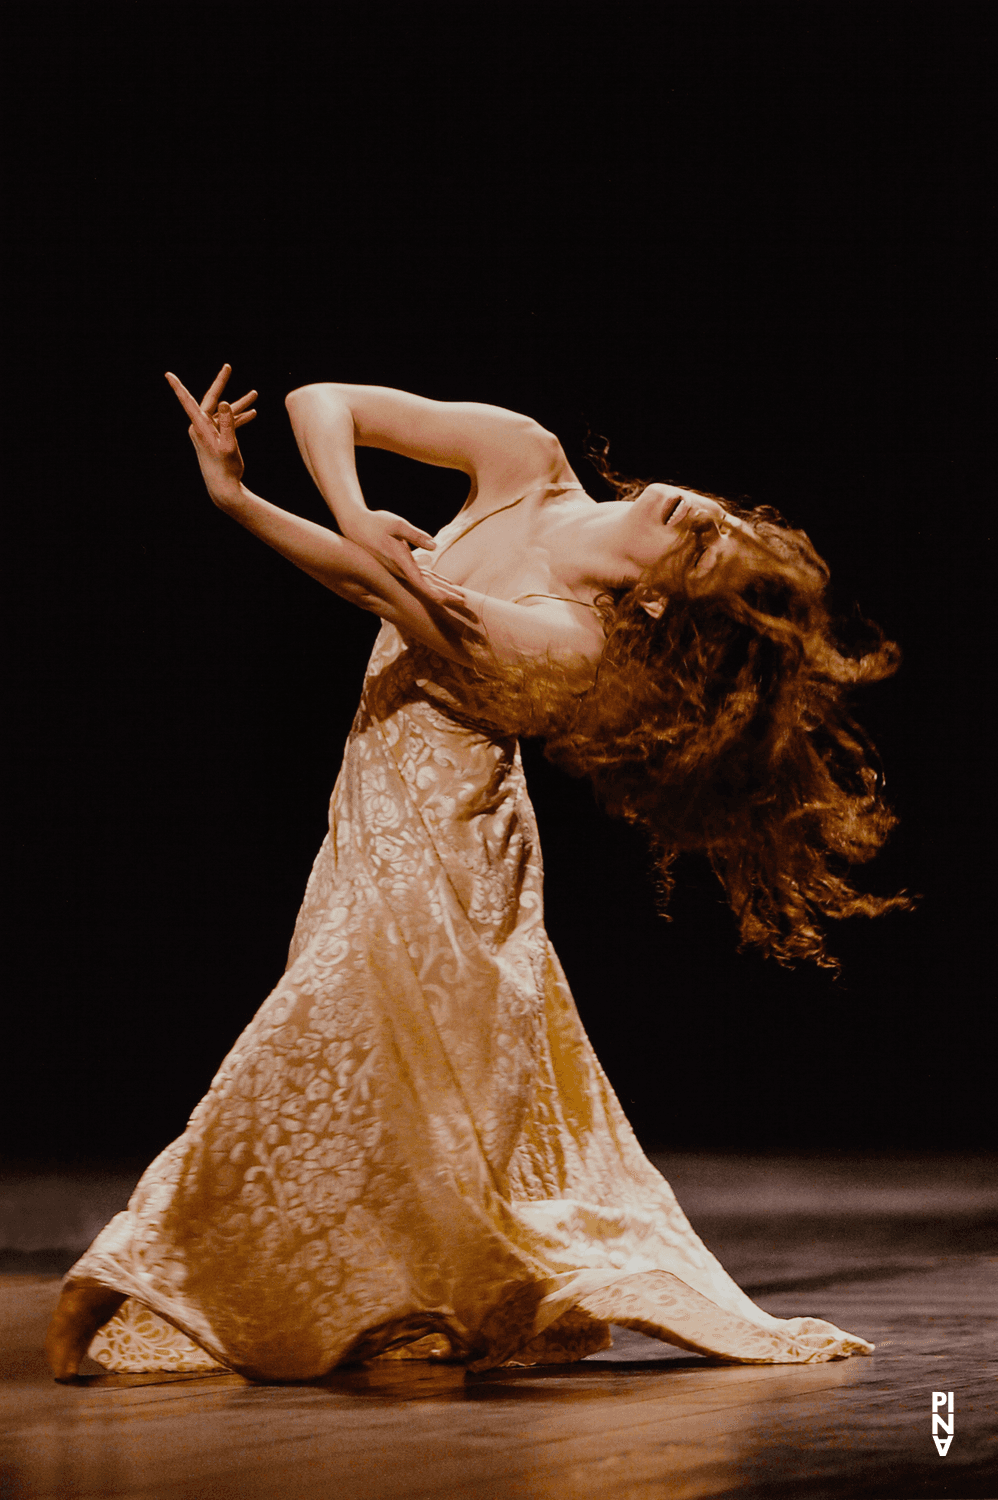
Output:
top-left (284, 383), bottom-right (578, 580)
top-left (166, 367), bottom-right (477, 663)
top-left (167, 366), bottom-right (602, 673)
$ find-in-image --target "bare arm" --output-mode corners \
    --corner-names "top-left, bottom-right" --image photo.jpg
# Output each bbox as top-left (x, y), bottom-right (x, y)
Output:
top-left (220, 496), bottom-right (601, 670)
top-left (217, 486), bottom-right (479, 663)
top-left (166, 367), bottom-right (601, 671)
top-left (166, 367), bottom-right (474, 661)
top-left (284, 382), bottom-right (579, 580)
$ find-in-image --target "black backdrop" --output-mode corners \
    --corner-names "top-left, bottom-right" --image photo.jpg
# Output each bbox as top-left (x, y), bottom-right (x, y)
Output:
top-left (3, 2), bottom-right (991, 1167)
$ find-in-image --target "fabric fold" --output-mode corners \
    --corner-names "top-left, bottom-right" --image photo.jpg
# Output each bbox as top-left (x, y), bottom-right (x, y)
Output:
top-left (73, 621), bottom-right (873, 1379)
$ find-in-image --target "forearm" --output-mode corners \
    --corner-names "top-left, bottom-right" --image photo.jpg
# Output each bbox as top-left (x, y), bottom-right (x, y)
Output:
top-left (218, 484), bottom-right (472, 662)
top-left (219, 483), bottom-right (595, 672)
top-left (284, 384), bottom-right (370, 533)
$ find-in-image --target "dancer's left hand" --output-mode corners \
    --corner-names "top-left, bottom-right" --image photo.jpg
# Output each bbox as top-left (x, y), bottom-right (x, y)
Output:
top-left (417, 570), bottom-right (484, 626)
top-left (166, 364), bottom-right (258, 508)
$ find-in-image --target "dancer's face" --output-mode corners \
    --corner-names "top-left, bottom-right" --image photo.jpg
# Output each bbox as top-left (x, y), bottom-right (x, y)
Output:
top-left (621, 484), bottom-right (770, 592)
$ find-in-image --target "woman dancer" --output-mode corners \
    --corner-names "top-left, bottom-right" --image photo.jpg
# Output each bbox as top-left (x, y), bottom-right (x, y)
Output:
top-left (46, 366), bottom-right (905, 1381)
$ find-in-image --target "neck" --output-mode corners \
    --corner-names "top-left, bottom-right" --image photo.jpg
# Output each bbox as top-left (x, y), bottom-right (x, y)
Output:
top-left (543, 500), bottom-right (639, 594)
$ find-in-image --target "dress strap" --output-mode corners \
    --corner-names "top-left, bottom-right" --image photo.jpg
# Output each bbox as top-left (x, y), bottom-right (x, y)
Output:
top-left (511, 593), bottom-right (601, 610)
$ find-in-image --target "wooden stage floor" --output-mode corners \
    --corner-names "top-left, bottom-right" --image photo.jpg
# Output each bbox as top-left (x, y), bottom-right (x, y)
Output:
top-left (2, 1154), bottom-right (996, 1499)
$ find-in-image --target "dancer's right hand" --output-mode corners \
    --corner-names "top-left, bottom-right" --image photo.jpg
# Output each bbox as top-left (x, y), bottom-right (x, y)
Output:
top-left (165, 364), bottom-right (258, 508)
top-left (342, 509), bottom-right (439, 597)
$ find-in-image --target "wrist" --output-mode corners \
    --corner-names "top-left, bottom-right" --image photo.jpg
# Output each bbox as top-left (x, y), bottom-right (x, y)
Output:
top-left (211, 480), bottom-right (248, 515)
top-left (335, 498), bottom-right (371, 537)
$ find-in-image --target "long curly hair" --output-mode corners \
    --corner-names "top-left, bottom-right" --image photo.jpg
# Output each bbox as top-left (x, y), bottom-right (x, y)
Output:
top-left (559, 450), bottom-right (911, 967)
top-left (398, 453), bottom-right (913, 970)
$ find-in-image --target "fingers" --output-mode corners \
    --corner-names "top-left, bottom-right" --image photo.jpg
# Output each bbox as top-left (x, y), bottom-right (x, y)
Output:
top-left (167, 370), bottom-right (259, 441)
top-left (402, 523), bottom-right (436, 550)
top-left (396, 545), bottom-right (453, 595)
top-left (216, 401), bottom-right (237, 448)
top-left (387, 523), bottom-right (435, 590)
top-left (417, 568), bottom-right (473, 611)
top-left (165, 371), bottom-right (201, 420)
top-left (421, 569), bottom-right (464, 596)
top-left (385, 542), bottom-right (450, 599)
top-left (166, 371), bottom-right (216, 436)
top-left (200, 363), bottom-right (232, 414)
top-left (392, 550), bottom-right (436, 593)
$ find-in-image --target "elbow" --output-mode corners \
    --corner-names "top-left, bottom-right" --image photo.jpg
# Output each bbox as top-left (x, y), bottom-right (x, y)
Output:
top-left (285, 384), bottom-right (357, 439)
top-left (285, 382), bottom-right (350, 412)
top-left (285, 383), bottom-right (322, 412)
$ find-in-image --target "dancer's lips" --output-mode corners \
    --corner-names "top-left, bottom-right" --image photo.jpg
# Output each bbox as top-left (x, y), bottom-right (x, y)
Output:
top-left (661, 494), bottom-right (683, 525)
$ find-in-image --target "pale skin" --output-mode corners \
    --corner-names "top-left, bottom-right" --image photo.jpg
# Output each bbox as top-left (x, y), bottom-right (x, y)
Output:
top-left (45, 366), bottom-right (774, 1380)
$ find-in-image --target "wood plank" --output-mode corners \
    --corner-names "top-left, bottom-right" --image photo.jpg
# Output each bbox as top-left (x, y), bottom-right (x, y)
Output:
top-left (4, 1201), bottom-right (996, 1499)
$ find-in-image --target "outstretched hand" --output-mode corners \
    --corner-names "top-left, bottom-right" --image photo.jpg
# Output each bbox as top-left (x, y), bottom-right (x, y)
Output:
top-left (165, 364), bottom-right (473, 617)
top-left (165, 364), bottom-right (258, 508)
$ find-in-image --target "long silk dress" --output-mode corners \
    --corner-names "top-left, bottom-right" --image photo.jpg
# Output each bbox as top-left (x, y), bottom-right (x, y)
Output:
top-left (70, 508), bottom-right (873, 1379)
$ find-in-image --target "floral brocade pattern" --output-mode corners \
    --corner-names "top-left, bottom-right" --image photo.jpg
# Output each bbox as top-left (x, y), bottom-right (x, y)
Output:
top-left (77, 623), bottom-right (873, 1379)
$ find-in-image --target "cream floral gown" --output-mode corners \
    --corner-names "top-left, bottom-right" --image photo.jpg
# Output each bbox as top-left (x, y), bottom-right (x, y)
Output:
top-left (71, 555), bottom-right (872, 1377)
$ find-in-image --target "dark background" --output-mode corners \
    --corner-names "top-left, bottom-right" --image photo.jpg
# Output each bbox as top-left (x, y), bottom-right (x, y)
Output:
top-left (3, 2), bottom-right (990, 1167)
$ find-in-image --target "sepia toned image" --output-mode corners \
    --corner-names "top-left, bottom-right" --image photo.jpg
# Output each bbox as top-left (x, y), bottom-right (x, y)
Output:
top-left (2, 3), bottom-right (993, 1497)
